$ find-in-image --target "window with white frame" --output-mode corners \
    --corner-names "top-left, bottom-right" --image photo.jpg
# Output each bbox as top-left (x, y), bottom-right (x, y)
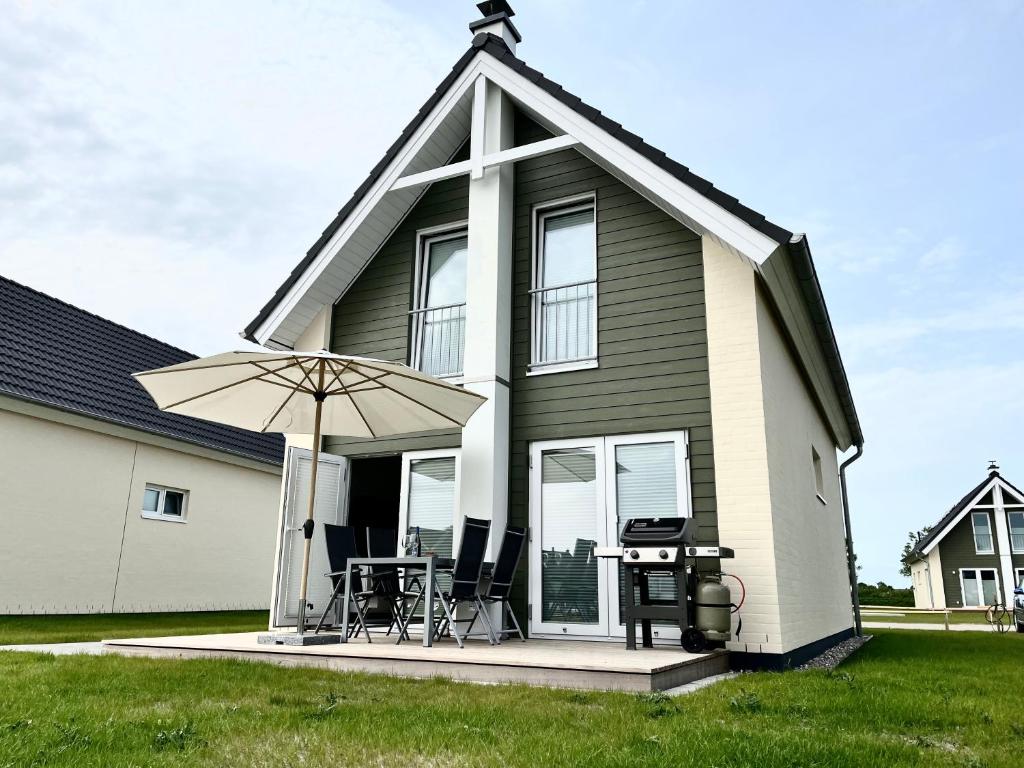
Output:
top-left (411, 228), bottom-right (467, 378)
top-left (812, 446), bottom-right (825, 502)
top-left (960, 568), bottom-right (999, 607)
top-left (142, 484), bottom-right (188, 522)
top-left (399, 450), bottom-right (460, 559)
top-left (971, 510), bottom-right (994, 554)
top-left (530, 197), bottom-right (597, 371)
top-left (1016, 567), bottom-right (1024, 590)
top-left (1008, 509), bottom-right (1024, 553)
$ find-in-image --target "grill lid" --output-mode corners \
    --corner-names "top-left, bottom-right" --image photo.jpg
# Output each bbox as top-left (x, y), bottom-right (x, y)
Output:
top-left (620, 517), bottom-right (696, 546)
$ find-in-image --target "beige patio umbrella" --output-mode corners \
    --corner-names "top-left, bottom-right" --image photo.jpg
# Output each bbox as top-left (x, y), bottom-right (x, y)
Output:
top-left (132, 349), bottom-right (486, 640)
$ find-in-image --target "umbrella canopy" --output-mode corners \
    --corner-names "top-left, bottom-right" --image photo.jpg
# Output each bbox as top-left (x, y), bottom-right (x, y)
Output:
top-left (133, 349), bottom-right (486, 638)
top-left (132, 350), bottom-right (485, 437)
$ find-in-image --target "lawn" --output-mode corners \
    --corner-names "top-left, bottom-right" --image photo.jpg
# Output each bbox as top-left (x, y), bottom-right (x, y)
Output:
top-left (2, 630), bottom-right (1023, 767)
top-left (861, 609), bottom-right (990, 625)
top-left (0, 611), bottom-right (267, 646)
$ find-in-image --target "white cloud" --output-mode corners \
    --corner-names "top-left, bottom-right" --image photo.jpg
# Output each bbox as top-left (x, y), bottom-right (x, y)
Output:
top-left (0, 0), bottom-right (456, 352)
top-left (918, 237), bottom-right (963, 270)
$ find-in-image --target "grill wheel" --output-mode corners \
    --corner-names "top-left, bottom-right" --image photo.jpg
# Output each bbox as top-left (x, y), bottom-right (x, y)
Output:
top-left (681, 627), bottom-right (706, 653)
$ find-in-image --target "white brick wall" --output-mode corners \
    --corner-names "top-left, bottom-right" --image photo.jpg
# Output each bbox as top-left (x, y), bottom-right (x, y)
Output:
top-left (756, 291), bottom-right (855, 651)
top-left (702, 237), bottom-right (784, 654)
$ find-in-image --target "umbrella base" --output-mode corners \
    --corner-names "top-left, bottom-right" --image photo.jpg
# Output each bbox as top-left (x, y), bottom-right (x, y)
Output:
top-left (257, 632), bottom-right (342, 646)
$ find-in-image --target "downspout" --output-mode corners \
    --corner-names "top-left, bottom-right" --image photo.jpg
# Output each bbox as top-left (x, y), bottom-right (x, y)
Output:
top-left (839, 444), bottom-right (864, 636)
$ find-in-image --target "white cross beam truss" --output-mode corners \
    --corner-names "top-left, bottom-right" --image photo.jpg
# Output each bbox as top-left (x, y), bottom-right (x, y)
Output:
top-left (390, 76), bottom-right (579, 192)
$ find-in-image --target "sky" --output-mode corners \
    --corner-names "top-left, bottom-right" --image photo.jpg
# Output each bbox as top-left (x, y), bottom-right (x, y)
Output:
top-left (2, 1), bottom-right (1022, 585)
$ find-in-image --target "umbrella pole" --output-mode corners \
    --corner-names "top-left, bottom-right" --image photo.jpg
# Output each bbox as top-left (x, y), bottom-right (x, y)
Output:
top-left (296, 366), bottom-right (326, 635)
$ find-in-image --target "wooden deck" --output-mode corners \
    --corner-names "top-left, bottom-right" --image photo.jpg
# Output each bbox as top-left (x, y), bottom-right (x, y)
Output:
top-left (102, 632), bottom-right (729, 692)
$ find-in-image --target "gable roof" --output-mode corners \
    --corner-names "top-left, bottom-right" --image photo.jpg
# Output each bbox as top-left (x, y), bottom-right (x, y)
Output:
top-left (0, 275), bottom-right (284, 465)
top-left (243, 32), bottom-right (862, 447)
top-left (909, 469), bottom-right (1024, 558)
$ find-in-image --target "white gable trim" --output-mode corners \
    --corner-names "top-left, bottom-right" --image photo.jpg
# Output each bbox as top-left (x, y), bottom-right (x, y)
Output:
top-left (474, 55), bottom-right (780, 265)
top-left (250, 62), bottom-right (482, 346)
top-left (252, 49), bottom-right (784, 348)
top-left (920, 476), bottom-right (1019, 555)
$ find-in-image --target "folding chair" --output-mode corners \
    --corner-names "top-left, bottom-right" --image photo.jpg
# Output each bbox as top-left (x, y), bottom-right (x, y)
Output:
top-left (467, 525), bottom-right (527, 642)
top-left (429, 516), bottom-right (495, 648)
top-left (313, 524), bottom-right (364, 637)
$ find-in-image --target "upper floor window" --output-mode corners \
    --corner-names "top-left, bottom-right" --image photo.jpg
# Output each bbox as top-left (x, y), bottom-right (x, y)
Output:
top-left (811, 446), bottom-right (826, 503)
top-left (142, 483), bottom-right (189, 523)
top-left (530, 196), bottom-right (597, 372)
top-left (971, 510), bottom-right (994, 554)
top-left (1009, 510), bottom-right (1024, 553)
top-left (411, 228), bottom-right (467, 378)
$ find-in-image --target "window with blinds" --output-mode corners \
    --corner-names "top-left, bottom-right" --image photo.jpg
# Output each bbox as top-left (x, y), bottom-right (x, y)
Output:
top-left (614, 442), bottom-right (680, 623)
top-left (540, 448), bottom-right (599, 624)
top-left (406, 456), bottom-right (457, 558)
top-left (531, 198), bottom-right (597, 371)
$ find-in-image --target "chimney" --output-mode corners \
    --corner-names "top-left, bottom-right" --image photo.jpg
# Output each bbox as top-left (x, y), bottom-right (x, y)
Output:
top-left (469, 1), bottom-right (521, 53)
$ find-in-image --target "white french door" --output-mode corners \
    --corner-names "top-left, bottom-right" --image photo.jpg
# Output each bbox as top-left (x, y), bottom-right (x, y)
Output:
top-left (529, 432), bottom-right (690, 640)
top-left (273, 447), bottom-right (349, 628)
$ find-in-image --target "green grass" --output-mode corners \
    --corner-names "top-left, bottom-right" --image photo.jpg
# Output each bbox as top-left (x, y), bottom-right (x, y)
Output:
top-left (0, 611), bottom-right (267, 646)
top-left (1, 630), bottom-right (1023, 767)
top-left (861, 609), bottom-right (991, 625)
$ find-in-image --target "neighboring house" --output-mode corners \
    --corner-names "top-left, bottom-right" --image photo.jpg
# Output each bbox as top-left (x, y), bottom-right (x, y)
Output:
top-left (906, 465), bottom-right (1024, 610)
top-left (0, 275), bottom-right (285, 614)
top-left (245, 4), bottom-right (864, 668)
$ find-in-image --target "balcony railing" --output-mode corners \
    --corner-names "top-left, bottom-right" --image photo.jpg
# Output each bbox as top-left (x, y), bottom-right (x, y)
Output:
top-left (410, 302), bottom-right (466, 378)
top-left (530, 279), bottom-right (597, 366)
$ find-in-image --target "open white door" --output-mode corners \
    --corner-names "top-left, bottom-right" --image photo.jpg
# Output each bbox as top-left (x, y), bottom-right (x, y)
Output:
top-left (273, 447), bottom-right (349, 628)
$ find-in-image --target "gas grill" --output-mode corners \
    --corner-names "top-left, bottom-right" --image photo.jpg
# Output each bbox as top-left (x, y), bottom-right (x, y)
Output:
top-left (594, 517), bottom-right (734, 651)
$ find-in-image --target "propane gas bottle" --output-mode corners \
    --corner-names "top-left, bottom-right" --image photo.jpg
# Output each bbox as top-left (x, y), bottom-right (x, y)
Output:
top-left (695, 577), bottom-right (732, 634)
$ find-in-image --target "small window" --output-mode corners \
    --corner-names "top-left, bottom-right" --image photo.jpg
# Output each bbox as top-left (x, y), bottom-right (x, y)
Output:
top-left (812, 447), bottom-right (826, 503)
top-left (530, 197), bottom-right (597, 372)
top-left (411, 228), bottom-right (467, 378)
top-left (1009, 510), bottom-right (1024, 553)
top-left (142, 484), bottom-right (189, 522)
top-left (971, 511), bottom-right (994, 554)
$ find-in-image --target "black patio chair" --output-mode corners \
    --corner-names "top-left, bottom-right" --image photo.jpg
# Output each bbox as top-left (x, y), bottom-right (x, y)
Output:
top-left (466, 525), bottom-right (527, 642)
top-left (351, 527), bottom-right (420, 641)
top-left (428, 516), bottom-right (494, 647)
top-left (313, 524), bottom-right (364, 637)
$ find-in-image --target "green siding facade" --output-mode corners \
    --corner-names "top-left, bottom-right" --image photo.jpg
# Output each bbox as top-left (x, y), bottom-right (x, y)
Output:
top-left (325, 110), bottom-right (717, 629)
top-left (505, 116), bottom-right (718, 619)
top-left (937, 510), bottom-right (1003, 607)
top-left (324, 173), bottom-right (468, 457)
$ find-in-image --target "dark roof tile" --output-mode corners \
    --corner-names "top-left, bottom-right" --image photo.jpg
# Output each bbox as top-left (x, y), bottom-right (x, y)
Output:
top-left (1, 276), bottom-right (284, 465)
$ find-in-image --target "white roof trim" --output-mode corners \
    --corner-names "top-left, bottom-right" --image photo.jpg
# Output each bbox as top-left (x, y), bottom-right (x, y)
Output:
top-left (920, 476), bottom-right (1018, 555)
top-left (253, 48), bottom-right (784, 347)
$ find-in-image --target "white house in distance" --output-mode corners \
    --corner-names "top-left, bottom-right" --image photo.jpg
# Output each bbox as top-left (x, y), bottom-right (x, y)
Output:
top-left (0, 275), bottom-right (285, 614)
top-left (245, 3), bottom-right (864, 669)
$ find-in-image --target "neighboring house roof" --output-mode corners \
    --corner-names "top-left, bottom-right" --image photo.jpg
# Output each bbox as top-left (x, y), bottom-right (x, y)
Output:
top-left (909, 469), bottom-right (1024, 558)
top-left (242, 31), bottom-right (862, 446)
top-left (0, 275), bottom-right (285, 465)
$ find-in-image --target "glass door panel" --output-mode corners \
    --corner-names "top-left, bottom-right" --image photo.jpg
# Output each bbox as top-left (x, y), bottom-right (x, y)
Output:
top-left (605, 434), bottom-right (689, 637)
top-left (530, 440), bottom-right (608, 636)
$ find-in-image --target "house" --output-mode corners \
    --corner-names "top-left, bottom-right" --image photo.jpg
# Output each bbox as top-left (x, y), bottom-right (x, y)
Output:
top-left (0, 275), bottom-right (285, 614)
top-left (244, 3), bottom-right (864, 668)
top-left (906, 464), bottom-right (1024, 610)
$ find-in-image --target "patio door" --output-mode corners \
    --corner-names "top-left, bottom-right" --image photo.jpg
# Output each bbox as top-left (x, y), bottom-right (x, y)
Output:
top-left (528, 432), bottom-right (690, 640)
top-left (273, 447), bottom-right (349, 627)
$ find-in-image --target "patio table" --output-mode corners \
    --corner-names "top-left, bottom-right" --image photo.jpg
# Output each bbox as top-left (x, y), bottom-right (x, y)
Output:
top-left (340, 555), bottom-right (440, 647)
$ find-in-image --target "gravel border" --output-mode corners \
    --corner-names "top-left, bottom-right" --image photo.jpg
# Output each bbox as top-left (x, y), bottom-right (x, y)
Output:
top-left (796, 634), bottom-right (872, 670)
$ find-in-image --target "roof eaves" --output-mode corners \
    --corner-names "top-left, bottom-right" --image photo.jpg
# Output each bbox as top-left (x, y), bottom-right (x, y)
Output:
top-left (786, 234), bottom-right (863, 447)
